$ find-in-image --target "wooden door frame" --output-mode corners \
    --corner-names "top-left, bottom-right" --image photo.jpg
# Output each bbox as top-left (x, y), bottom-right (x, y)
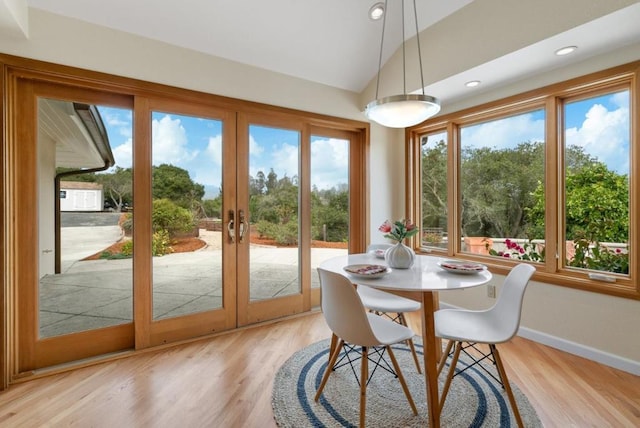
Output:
top-left (138, 97), bottom-right (238, 348)
top-left (0, 53), bottom-right (369, 388)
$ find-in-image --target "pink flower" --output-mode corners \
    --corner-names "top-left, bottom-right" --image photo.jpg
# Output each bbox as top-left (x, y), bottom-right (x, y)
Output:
top-left (616, 248), bottom-right (622, 253)
top-left (503, 253), bottom-right (511, 258)
top-left (378, 221), bottom-right (392, 233)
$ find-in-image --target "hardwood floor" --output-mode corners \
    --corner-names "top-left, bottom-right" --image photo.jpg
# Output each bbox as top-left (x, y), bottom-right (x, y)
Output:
top-left (0, 311), bottom-right (638, 427)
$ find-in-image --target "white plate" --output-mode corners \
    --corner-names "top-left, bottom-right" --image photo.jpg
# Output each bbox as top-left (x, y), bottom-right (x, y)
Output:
top-left (343, 264), bottom-right (389, 279)
top-left (371, 249), bottom-right (386, 259)
top-left (438, 260), bottom-right (487, 275)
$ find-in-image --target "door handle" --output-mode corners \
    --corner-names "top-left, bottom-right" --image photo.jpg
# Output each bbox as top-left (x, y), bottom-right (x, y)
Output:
top-left (227, 209), bottom-right (235, 243)
top-left (238, 209), bottom-right (248, 243)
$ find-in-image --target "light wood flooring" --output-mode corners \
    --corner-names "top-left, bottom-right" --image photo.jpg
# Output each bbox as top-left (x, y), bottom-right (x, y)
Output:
top-left (0, 311), bottom-right (638, 427)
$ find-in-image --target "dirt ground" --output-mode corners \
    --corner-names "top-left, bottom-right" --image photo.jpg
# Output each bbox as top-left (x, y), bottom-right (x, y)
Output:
top-left (83, 229), bottom-right (346, 261)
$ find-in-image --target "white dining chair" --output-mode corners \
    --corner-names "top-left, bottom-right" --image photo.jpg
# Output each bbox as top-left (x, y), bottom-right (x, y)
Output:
top-left (435, 263), bottom-right (536, 428)
top-left (357, 243), bottom-right (422, 373)
top-left (315, 268), bottom-right (418, 428)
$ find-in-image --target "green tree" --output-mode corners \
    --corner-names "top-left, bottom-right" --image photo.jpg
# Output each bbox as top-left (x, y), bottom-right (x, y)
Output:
top-left (266, 168), bottom-right (278, 194)
top-left (421, 138), bottom-right (448, 233)
top-left (311, 185), bottom-right (348, 242)
top-left (202, 196), bottom-right (222, 218)
top-left (527, 155), bottom-right (628, 243)
top-left (461, 141), bottom-right (544, 238)
top-left (96, 167), bottom-right (133, 212)
top-left (152, 164), bottom-right (204, 210)
top-left (565, 163), bottom-right (628, 243)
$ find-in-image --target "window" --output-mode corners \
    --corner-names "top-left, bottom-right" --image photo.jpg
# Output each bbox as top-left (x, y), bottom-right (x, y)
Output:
top-left (409, 62), bottom-right (638, 298)
top-left (459, 110), bottom-right (545, 260)
top-left (420, 131), bottom-right (448, 250)
top-left (562, 90), bottom-right (630, 275)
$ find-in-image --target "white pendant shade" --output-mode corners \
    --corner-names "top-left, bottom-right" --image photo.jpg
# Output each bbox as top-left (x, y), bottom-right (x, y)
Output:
top-left (365, 94), bottom-right (441, 128)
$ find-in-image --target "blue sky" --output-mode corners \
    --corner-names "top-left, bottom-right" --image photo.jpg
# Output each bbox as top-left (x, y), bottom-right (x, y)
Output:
top-left (97, 108), bottom-right (349, 197)
top-left (459, 90), bottom-right (630, 175)
top-left (98, 90), bottom-right (629, 197)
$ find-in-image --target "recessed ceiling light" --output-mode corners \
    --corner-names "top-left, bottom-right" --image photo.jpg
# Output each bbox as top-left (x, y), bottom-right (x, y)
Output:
top-left (555, 46), bottom-right (577, 56)
top-left (369, 2), bottom-right (385, 21)
top-left (465, 80), bottom-right (481, 88)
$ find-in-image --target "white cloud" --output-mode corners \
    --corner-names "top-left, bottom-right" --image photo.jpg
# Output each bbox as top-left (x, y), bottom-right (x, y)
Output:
top-left (565, 103), bottom-right (629, 174)
top-left (310, 138), bottom-right (349, 190)
top-left (112, 138), bottom-right (132, 168)
top-left (151, 115), bottom-right (199, 165)
top-left (461, 112), bottom-right (545, 150)
top-left (205, 135), bottom-right (223, 166)
top-left (191, 135), bottom-right (223, 189)
top-left (271, 143), bottom-right (299, 179)
top-left (249, 134), bottom-right (264, 156)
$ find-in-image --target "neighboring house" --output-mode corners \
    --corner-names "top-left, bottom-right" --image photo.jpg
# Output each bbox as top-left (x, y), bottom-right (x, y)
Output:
top-left (59, 181), bottom-right (104, 212)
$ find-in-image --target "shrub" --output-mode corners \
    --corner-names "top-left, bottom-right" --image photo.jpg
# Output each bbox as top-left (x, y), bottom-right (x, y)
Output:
top-left (255, 220), bottom-right (277, 238)
top-left (121, 240), bottom-right (134, 257)
top-left (255, 219), bottom-right (298, 245)
top-left (569, 239), bottom-right (629, 274)
top-left (151, 229), bottom-right (173, 256)
top-left (152, 198), bottom-right (195, 236)
top-left (115, 230), bottom-right (174, 258)
top-left (485, 238), bottom-right (545, 262)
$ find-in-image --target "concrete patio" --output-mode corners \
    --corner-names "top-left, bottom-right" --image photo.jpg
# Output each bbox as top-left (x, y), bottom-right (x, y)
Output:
top-left (40, 222), bottom-right (345, 338)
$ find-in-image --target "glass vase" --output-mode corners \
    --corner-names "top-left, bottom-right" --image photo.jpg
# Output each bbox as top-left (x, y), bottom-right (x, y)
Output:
top-left (384, 241), bottom-right (415, 269)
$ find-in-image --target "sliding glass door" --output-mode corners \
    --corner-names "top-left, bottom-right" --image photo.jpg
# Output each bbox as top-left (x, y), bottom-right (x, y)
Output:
top-left (7, 64), bottom-right (367, 376)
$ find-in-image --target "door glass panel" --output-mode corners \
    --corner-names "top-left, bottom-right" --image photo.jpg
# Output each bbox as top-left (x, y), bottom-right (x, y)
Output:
top-left (248, 125), bottom-right (300, 300)
top-left (39, 100), bottom-right (133, 337)
top-left (310, 134), bottom-right (349, 289)
top-left (563, 90), bottom-right (630, 274)
top-left (151, 111), bottom-right (224, 319)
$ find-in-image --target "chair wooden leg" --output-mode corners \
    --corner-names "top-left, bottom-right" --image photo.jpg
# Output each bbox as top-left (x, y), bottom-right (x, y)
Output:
top-left (490, 344), bottom-right (524, 428)
top-left (360, 346), bottom-right (368, 428)
top-left (315, 339), bottom-right (344, 402)
top-left (386, 345), bottom-right (418, 415)
top-left (439, 341), bottom-right (462, 411)
top-left (399, 313), bottom-right (422, 374)
top-left (437, 339), bottom-right (454, 376)
top-left (327, 333), bottom-right (338, 367)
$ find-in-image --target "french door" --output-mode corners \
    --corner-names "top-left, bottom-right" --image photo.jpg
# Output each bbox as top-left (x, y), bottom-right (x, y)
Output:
top-left (8, 70), bottom-right (365, 377)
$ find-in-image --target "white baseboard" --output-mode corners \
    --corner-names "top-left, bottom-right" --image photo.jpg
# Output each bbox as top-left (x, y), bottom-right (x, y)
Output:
top-left (438, 302), bottom-right (640, 376)
top-left (517, 327), bottom-right (640, 376)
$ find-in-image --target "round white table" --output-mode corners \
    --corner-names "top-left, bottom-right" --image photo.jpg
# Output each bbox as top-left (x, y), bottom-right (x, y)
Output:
top-left (319, 253), bottom-right (492, 428)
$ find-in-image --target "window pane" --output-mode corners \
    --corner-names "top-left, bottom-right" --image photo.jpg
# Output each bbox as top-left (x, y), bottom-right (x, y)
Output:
top-left (563, 91), bottom-right (630, 274)
top-left (420, 131), bottom-right (448, 249)
top-left (460, 110), bottom-right (546, 261)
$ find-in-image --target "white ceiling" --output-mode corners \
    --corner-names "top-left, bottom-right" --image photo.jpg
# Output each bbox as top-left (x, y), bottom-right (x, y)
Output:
top-left (23, 0), bottom-right (640, 105)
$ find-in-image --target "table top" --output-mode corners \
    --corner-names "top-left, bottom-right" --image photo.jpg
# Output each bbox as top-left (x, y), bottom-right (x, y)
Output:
top-left (319, 253), bottom-right (492, 293)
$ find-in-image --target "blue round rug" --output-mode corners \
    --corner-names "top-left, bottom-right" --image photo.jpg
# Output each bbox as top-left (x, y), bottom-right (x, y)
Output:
top-left (272, 338), bottom-right (542, 427)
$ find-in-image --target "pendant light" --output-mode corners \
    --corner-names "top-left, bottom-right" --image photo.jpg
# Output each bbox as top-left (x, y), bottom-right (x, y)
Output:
top-left (365, 0), bottom-right (440, 128)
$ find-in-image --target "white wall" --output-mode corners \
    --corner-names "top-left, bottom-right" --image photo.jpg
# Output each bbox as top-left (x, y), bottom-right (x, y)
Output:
top-left (1, 7), bottom-right (638, 373)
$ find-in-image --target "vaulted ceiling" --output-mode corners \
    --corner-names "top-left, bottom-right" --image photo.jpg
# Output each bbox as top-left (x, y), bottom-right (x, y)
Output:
top-left (13, 0), bottom-right (640, 108)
